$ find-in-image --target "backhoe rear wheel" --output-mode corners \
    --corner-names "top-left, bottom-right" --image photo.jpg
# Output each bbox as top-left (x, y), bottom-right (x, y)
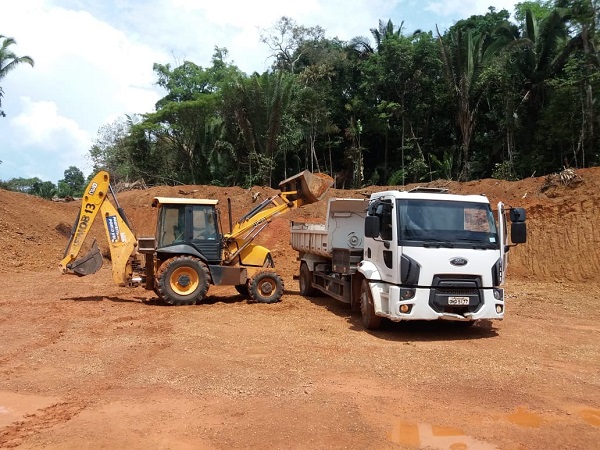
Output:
top-left (156, 256), bottom-right (210, 306)
top-left (248, 270), bottom-right (284, 304)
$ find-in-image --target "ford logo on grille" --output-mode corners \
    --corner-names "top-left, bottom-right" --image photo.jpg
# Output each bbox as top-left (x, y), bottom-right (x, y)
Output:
top-left (450, 257), bottom-right (468, 266)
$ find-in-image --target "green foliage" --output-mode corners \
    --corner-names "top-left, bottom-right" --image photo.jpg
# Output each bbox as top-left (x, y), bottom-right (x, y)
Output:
top-left (83, 4), bottom-right (600, 188)
top-left (387, 168), bottom-right (407, 185)
top-left (0, 176), bottom-right (57, 199)
top-left (58, 166), bottom-right (86, 197)
top-left (427, 152), bottom-right (454, 181)
top-left (492, 161), bottom-right (519, 180)
top-left (0, 35), bottom-right (34, 117)
top-left (31, 180), bottom-right (56, 199)
top-left (0, 177), bottom-right (42, 193)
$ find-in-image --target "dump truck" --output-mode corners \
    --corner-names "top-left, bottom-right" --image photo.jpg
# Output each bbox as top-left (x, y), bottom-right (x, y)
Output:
top-left (60, 170), bottom-right (332, 305)
top-left (291, 188), bottom-right (527, 329)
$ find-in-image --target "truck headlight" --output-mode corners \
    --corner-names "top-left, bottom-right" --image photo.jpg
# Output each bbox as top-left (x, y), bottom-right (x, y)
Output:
top-left (493, 288), bottom-right (503, 300)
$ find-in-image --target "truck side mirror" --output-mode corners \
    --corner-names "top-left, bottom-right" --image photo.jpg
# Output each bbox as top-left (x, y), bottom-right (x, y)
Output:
top-left (365, 215), bottom-right (380, 238)
top-left (511, 222), bottom-right (527, 244)
top-left (510, 207), bottom-right (526, 222)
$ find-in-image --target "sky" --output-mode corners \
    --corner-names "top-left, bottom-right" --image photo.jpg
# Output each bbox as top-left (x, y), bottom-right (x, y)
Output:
top-left (0, 0), bottom-right (521, 185)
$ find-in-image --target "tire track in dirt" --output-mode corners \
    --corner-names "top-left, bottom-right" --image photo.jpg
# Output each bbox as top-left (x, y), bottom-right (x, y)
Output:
top-left (0, 401), bottom-right (88, 448)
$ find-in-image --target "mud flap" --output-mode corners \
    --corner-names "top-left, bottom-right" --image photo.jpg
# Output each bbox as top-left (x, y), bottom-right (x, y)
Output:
top-left (68, 240), bottom-right (103, 276)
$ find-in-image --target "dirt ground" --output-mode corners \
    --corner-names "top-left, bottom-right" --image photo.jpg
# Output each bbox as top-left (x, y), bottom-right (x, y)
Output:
top-left (0, 168), bottom-right (599, 449)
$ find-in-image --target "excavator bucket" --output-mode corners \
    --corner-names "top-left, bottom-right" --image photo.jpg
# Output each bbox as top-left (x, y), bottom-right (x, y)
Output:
top-left (278, 170), bottom-right (334, 206)
top-left (68, 240), bottom-right (103, 277)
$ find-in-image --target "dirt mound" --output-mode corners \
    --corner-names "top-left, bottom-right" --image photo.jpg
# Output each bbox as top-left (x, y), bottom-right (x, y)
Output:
top-left (1, 167), bottom-right (599, 281)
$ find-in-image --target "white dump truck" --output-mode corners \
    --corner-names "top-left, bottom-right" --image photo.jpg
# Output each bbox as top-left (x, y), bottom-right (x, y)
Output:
top-left (290, 188), bottom-right (527, 330)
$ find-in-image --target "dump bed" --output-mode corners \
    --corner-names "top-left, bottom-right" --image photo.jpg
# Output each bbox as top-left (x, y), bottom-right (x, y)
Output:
top-left (290, 198), bottom-right (368, 258)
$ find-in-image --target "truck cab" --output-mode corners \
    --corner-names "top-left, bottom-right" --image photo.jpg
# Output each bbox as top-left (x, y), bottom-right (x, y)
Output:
top-left (358, 188), bottom-right (526, 328)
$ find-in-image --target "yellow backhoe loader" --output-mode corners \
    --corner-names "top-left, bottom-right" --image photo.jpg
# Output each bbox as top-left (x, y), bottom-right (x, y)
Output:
top-left (59, 170), bottom-right (333, 305)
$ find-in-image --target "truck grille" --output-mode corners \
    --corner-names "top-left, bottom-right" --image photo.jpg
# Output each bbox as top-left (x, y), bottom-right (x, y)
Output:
top-left (429, 275), bottom-right (483, 315)
top-left (437, 288), bottom-right (479, 296)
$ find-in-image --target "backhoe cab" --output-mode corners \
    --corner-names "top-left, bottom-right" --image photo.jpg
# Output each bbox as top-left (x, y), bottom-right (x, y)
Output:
top-left (60, 170), bottom-right (333, 306)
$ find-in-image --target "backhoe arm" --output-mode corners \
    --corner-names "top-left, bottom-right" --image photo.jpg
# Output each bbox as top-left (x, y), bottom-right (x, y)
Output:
top-left (60, 171), bottom-right (138, 286)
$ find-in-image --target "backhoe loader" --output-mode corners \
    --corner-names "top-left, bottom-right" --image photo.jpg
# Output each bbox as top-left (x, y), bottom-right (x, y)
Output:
top-left (59, 170), bottom-right (333, 305)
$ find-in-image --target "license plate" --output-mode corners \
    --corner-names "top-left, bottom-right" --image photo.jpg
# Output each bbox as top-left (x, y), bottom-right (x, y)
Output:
top-left (448, 296), bottom-right (470, 305)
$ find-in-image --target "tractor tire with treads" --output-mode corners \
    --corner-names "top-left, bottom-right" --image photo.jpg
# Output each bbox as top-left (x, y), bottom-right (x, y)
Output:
top-left (248, 270), bottom-right (284, 304)
top-left (156, 256), bottom-right (210, 305)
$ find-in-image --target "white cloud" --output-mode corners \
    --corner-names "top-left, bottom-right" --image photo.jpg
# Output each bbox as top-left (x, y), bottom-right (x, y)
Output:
top-left (0, 0), bottom-right (165, 183)
top-left (424, 0), bottom-right (517, 18)
top-left (2, 97), bottom-right (92, 181)
top-left (11, 97), bottom-right (90, 150)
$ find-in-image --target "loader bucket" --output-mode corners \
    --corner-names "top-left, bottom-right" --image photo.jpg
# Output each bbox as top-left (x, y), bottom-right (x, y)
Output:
top-left (68, 240), bottom-right (103, 277)
top-left (278, 170), bottom-right (334, 206)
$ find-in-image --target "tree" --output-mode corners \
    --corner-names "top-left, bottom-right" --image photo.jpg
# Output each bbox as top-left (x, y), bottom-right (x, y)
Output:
top-left (437, 27), bottom-right (489, 180)
top-left (0, 35), bottom-right (34, 117)
top-left (491, 6), bottom-right (585, 172)
top-left (260, 17), bottom-right (325, 73)
top-left (225, 71), bottom-right (296, 186)
top-left (31, 180), bottom-right (57, 199)
top-left (58, 166), bottom-right (86, 197)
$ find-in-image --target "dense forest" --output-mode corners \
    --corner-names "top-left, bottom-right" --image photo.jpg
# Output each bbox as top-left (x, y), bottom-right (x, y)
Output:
top-left (3, 0), bottom-right (600, 196)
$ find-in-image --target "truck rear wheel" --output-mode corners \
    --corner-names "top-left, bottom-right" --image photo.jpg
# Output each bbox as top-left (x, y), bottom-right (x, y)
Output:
top-left (299, 262), bottom-right (317, 296)
top-left (360, 279), bottom-right (382, 330)
top-left (249, 270), bottom-right (284, 304)
top-left (156, 256), bottom-right (210, 306)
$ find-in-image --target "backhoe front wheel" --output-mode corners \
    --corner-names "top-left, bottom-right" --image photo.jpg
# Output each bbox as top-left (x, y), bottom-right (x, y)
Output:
top-left (156, 256), bottom-right (210, 306)
top-left (249, 270), bottom-right (284, 304)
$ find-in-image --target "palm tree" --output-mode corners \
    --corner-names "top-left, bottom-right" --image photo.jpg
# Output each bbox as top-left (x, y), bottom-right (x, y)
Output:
top-left (437, 26), bottom-right (489, 180)
top-left (491, 8), bottom-right (586, 167)
top-left (0, 35), bottom-right (34, 117)
top-left (229, 71), bottom-right (295, 186)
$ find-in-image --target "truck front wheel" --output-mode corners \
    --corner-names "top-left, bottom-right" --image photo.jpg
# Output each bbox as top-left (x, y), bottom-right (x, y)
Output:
top-left (360, 279), bottom-right (382, 330)
top-left (249, 270), bottom-right (284, 304)
top-left (156, 256), bottom-right (210, 306)
top-left (299, 262), bottom-right (317, 296)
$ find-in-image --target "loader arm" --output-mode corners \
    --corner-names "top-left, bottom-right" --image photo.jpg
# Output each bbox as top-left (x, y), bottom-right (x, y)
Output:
top-left (223, 170), bottom-right (333, 264)
top-left (59, 171), bottom-right (138, 286)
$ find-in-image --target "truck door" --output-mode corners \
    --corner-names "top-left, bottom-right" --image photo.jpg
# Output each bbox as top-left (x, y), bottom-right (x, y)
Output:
top-left (498, 202), bottom-right (508, 285)
top-left (370, 201), bottom-right (398, 284)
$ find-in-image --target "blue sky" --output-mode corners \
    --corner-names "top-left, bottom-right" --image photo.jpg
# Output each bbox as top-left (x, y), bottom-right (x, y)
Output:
top-left (0, 0), bottom-right (520, 184)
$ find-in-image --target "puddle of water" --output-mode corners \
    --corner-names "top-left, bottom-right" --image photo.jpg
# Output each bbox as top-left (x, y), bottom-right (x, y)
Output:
top-left (506, 407), bottom-right (542, 428)
top-left (580, 408), bottom-right (600, 427)
top-left (0, 391), bottom-right (61, 427)
top-left (388, 421), bottom-right (499, 450)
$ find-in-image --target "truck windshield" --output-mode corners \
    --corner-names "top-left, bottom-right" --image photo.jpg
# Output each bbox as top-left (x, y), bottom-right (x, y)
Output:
top-left (397, 199), bottom-right (499, 249)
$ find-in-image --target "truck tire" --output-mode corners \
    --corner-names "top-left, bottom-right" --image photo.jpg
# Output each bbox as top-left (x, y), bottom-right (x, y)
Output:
top-left (249, 270), bottom-right (284, 304)
top-left (360, 279), bottom-right (382, 330)
top-left (156, 256), bottom-right (210, 306)
top-left (299, 262), bottom-right (317, 296)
